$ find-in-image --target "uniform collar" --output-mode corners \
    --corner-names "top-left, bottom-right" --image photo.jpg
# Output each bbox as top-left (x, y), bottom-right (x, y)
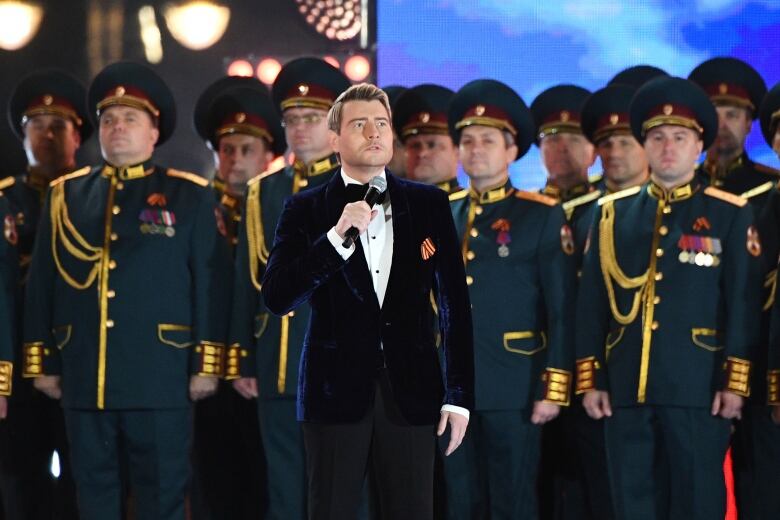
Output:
top-left (541, 180), bottom-right (592, 202)
top-left (101, 158), bottom-right (155, 180)
top-left (702, 151), bottom-right (749, 181)
top-left (469, 178), bottom-right (514, 204)
top-left (293, 152), bottom-right (340, 179)
top-left (213, 177), bottom-right (239, 210)
top-left (436, 178), bottom-right (462, 193)
top-left (647, 177), bottom-right (699, 203)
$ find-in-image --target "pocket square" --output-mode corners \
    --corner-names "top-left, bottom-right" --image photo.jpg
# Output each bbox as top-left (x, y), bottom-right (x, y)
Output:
top-left (421, 237), bottom-right (436, 260)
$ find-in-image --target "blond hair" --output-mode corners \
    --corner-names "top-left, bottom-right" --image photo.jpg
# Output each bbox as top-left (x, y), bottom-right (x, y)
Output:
top-left (327, 83), bottom-right (392, 134)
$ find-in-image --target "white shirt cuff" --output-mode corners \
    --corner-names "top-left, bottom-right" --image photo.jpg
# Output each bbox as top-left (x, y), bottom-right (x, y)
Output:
top-left (327, 227), bottom-right (355, 260)
top-left (441, 404), bottom-right (470, 420)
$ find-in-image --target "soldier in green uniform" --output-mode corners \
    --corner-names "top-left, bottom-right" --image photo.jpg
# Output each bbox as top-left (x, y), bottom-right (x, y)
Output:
top-left (0, 69), bottom-right (89, 519)
top-left (22, 61), bottom-right (231, 520)
top-left (441, 78), bottom-right (576, 519)
top-left (228, 57), bottom-right (350, 520)
top-left (576, 76), bottom-right (761, 520)
top-left (392, 84), bottom-right (462, 194)
top-left (191, 76), bottom-right (286, 519)
top-left (383, 85), bottom-right (408, 179)
top-left (689, 58), bottom-right (779, 520)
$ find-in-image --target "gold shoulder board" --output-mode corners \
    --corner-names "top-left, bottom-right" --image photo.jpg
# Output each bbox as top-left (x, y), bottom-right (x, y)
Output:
top-left (515, 190), bottom-right (557, 206)
top-left (0, 176), bottom-right (15, 191)
top-left (49, 166), bottom-right (92, 187)
top-left (562, 189), bottom-right (602, 211)
top-left (166, 169), bottom-right (209, 187)
top-left (704, 186), bottom-right (747, 207)
top-left (448, 189), bottom-right (469, 202)
top-left (598, 185), bottom-right (642, 206)
top-left (741, 181), bottom-right (774, 199)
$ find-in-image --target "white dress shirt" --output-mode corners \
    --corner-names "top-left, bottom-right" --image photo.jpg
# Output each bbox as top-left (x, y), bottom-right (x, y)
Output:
top-left (326, 169), bottom-right (469, 420)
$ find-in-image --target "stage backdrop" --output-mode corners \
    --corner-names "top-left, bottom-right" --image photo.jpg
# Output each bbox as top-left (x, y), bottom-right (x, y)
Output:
top-left (377, 0), bottom-right (780, 189)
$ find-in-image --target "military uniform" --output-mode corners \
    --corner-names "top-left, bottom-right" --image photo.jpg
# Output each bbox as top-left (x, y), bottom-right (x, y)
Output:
top-left (439, 79), bottom-right (576, 519)
top-left (576, 76), bottom-right (762, 520)
top-left (228, 57), bottom-right (349, 520)
top-left (22, 62), bottom-right (231, 520)
top-left (0, 69), bottom-right (90, 519)
top-left (689, 57), bottom-right (780, 520)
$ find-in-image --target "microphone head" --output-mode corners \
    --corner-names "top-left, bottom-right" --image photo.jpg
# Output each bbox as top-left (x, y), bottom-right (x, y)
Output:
top-left (368, 176), bottom-right (387, 193)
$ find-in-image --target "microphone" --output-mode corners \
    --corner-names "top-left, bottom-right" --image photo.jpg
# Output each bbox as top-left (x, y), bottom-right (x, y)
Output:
top-left (342, 175), bottom-right (387, 248)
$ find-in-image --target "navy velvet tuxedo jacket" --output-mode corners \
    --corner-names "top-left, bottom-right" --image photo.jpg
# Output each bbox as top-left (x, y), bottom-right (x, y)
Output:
top-left (261, 171), bottom-right (474, 425)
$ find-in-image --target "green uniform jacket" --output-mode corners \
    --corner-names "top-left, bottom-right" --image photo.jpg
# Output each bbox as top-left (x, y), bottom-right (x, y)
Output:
top-left (450, 181), bottom-right (577, 410)
top-left (0, 194), bottom-right (16, 395)
top-left (575, 179), bottom-right (761, 408)
top-left (227, 155), bottom-right (339, 399)
top-left (22, 161), bottom-right (231, 410)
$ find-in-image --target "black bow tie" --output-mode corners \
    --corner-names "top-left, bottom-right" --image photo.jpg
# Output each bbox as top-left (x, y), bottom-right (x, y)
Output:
top-left (344, 183), bottom-right (387, 205)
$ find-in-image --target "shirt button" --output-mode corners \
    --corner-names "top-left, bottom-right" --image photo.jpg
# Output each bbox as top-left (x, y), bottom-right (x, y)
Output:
top-left (466, 251), bottom-right (476, 260)
top-left (651, 321), bottom-right (659, 330)
top-left (112, 205), bottom-right (121, 215)
top-left (470, 228), bottom-right (479, 238)
top-left (466, 275), bottom-right (474, 285)
top-left (106, 319), bottom-right (115, 328)
top-left (656, 248), bottom-right (664, 257)
top-left (109, 259), bottom-right (117, 270)
top-left (107, 289), bottom-right (116, 298)
top-left (659, 225), bottom-right (668, 236)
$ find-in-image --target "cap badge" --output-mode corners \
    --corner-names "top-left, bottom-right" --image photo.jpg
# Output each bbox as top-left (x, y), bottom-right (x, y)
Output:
top-left (719, 83), bottom-right (728, 95)
top-left (420, 112), bottom-right (430, 123)
top-left (475, 105), bottom-right (485, 116)
top-left (115, 86), bottom-right (126, 97)
top-left (43, 95), bottom-right (53, 106)
top-left (560, 110), bottom-right (570, 122)
top-left (235, 112), bottom-right (246, 123)
top-left (609, 113), bottom-right (619, 125)
top-left (663, 104), bottom-right (673, 115)
top-left (298, 84), bottom-right (309, 96)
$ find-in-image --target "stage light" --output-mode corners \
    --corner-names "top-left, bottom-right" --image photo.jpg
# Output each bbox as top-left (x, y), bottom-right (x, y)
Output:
top-left (0, 1), bottom-right (43, 51)
top-left (296, 0), bottom-right (361, 41)
top-left (256, 58), bottom-right (282, 85)
top-left (138, 6), bottom-right (163, 64)
top-left (344, 55), bottom-right (370, 82)
top-left (323, 55), bottom-right (340, 69)
top-left (163, 1), bottom-right (230, 51)
top-left (227, 59), bottom-right (254, 77)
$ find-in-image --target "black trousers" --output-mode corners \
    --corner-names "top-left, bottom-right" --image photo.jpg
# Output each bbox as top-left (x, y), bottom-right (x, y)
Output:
top-left (604, 406), bottom-right (730, 520)
top-left (302, 372), bottom-right (435, 520)
top-left (64, 407), bottom-right (192, 520)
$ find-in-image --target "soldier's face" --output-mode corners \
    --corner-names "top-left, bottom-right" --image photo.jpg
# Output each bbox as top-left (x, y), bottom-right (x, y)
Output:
top-left (644, 125), bottom-right (703, 182)
top-left (539, 132), bottom-right (595, 184)
top-left (23, 114), bottom-right (81, 170)
top-left (458, 126), bottom-right (516, 182)
top-left (712, 105), bottom-right (752, 156)
top-left (216, 134), bottom-right (273, 194)
top-left (404, 134), bottom-right (459, 184)
top-left (596, 134), bottom-right (648, 187)
top-left (330, 100), bottom-right (393, 172)
top-left (282, 107), bottom-right (330, 158)
top-left (99, 106), bottom-right (159, 166)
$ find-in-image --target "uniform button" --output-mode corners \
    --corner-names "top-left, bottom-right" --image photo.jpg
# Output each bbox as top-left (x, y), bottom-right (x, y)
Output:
top-left (106, 319), bottom-right (115, 328)
top-left (298, 178), bottom-right (309, 187)
top-left (469, 228), bottom-right (479, 238)
top-left (116, 182), bottom-right (125, 190)
top-left (110, 232), bottom-right (118, 241)
top-left (107, 289), bottom-right (116, 298)
top-left (231, 237), bottom-right (239, 245)
top-left (662, 206), bottom-right (671, 214)
top-left (112, 205), bottom-right (121, 215)
top-left (653, 296), bottom-right (661, 304)
top-left (651, 321), bottom-right (659, 330)
top-left (655, 248), bottom-right (664, 257)
top-left (654, 272), bottom-right (663, 281)
top-left (475, 206), bottom-right (483, 215)
top-left (109, 259), bottom-right (117, 270)
top-left (466, 275), bottom-right (474, 285)
top-left (287, 311), bottom-right (295, 317)
top-left (466, 251), bottom-right (476, 260)
top-left (659, 225), bottom-right (668, 236)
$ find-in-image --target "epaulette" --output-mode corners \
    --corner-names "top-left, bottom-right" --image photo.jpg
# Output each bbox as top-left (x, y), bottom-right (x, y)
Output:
top-left (562, 189), bottom-right (602, 211)
top-left (515, 190), bottom-right (557, 206)
top-left (598, 185), bottom-right (642, 206)
top-left (247, 166), bottom-right (282, 187)
top-left (704, 186), bottom-right (748, 207)
top-left (167, 169), bottom-right (209, 187)
top-left (49, 166), bottom-right (91, 187)
top-left (755, 163), bottom-right (780, 176)
top-left (741, 181), bottom-right (774, 199)
top-left (448, 189), bottom-right (469, 202)
top-left (0, 176), bottom-right (15, 191)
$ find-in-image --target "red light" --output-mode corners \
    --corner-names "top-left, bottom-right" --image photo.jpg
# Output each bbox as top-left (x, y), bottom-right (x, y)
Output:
top-left (344, 55), bottom-right (370, 82)
top-left (256, 58), bottom-right (282, 85)
top-left (227, 59), bottom-right (254, 77)
top-left (323, 55), bottom-right (340, 69)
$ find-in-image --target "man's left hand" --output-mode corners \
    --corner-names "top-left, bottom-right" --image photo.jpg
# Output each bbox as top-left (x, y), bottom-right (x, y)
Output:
top-left (711, 391), bottom-right (743, 420)
top-left (531, 401), bottom-right (560, 424)
top-left (190, 376), bottom-right (218, 401)
top-left (437, 411), bottom-right (469, 456)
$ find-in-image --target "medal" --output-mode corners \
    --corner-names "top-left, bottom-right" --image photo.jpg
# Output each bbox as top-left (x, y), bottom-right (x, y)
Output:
top-left (491, 218), bottom-right (512, 258)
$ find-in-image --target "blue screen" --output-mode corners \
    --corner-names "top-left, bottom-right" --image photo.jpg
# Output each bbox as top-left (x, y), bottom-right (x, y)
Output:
top-left (377, 0), bottom-right (780, 189)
